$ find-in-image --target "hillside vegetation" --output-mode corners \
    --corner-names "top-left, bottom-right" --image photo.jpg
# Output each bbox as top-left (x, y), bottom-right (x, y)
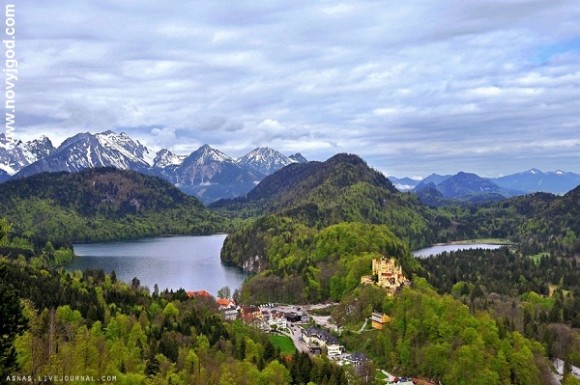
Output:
top-left (213, 154), bottom-right (443, 248)
top-left (442, 186), bottom-right (580, 255)
top-left (224, 220), bottom-right (419, 303)
top-left (216, 155), bottom-right (447, 280)
top-left (0, 168), bottom-right (229, 247)
top-left (0, 261), bottom-right (349, 385)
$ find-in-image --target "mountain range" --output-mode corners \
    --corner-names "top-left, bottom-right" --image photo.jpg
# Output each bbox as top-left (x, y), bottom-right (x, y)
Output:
top-left (2, 131), bottom-right (578, 205)
top-left (0, 133), bottom-right (56, 179)
top-left (391, 169), bottom-right (580, 196)
top-left (1, 131), bottom-right (307, 204)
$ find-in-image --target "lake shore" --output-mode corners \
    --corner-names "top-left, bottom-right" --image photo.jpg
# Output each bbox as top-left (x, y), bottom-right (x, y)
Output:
top-left (432, 238), bottom-right (515, 246)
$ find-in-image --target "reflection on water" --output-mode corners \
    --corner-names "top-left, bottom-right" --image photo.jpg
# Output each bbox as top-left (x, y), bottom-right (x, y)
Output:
top-left (69, 234), bottom-right (247, 296)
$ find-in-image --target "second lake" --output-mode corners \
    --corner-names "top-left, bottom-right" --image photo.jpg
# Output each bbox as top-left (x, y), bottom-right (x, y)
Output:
top-left (413, 243), bottom-right (505, 258)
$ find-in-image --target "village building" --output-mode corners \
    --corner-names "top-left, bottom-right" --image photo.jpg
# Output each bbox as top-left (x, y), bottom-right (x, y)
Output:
top-left (216, 298), bottom-right (239, 321)
top-left (216, 298), bottom-right (236, 308)
top-left (240, 305), bottom-right (263, 325)
top-left (285, 312), bottom-right (302, 323)
top-left (187, 290), bottom-right (212, 298)
top-left (222, 308), bottom-right (239, 321)
top-left (345, 352), bottom-right (370, 366)
top-left (268, 311), bottom-right (288, 329)
top-left (371, 312), bottom-right (391, 330)
top-left (302, 327), bottom-right (343, 356)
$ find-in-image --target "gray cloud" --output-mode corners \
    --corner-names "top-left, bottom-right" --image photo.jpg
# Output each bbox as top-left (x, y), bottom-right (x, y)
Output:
top-left (8, 0), bottom-right (580, 176)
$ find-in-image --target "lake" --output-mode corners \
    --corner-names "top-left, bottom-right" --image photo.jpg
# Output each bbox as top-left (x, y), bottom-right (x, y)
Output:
top-left (69, 234), bottom-right (248, 296)
top-left (413, 243), bottom-right (504, 258)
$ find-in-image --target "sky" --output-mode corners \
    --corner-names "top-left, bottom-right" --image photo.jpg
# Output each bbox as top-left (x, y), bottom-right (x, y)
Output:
top-left (5, 0), bottom-right (580, 178)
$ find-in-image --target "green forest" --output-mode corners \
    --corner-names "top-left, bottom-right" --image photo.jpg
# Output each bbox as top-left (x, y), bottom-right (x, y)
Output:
top-left (0, 261), bottom-right (350, 385)
top-left (1, 161), bottom-right (580, 384)
top-left (0, 168), bottom-right (230, 248)
top-left (335, 281), bottom-right (551, 385)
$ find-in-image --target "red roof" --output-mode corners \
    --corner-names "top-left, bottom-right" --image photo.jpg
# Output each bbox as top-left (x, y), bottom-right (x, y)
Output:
top-left (187, 290), bottom-right (211, 298)
top-left (217, 298), bottom-right (233, 306)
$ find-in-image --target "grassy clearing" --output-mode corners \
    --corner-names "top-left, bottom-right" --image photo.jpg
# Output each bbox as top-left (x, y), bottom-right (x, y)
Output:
top-left (268, 335), bottom-right (296, 356)
top-left (528, 252), bottom-right (549, 265)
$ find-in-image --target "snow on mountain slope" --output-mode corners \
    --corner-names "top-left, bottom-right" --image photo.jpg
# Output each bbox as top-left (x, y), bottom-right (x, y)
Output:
top-left (237, 147), bottom-right (296, 175)
top-left (0, 133), bottom-right (55, 175)
top-left (15, 131), bottom-right (153, 178)
top-left (153, 149), bottom-right (185, 168)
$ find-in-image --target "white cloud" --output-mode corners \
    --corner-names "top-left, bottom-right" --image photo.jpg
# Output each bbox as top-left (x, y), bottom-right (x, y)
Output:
top-left (9, 0), bottom-right (580, 177)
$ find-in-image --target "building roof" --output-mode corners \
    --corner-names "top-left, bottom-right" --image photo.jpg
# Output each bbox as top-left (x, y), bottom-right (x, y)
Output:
top-left (304, 327), bottom-right (339, 345)
top-left (216, 298), bottom-right (234, 307)
top-left (348, 352), bottom-right (370, 363)
top-left (187, 290), bottom-right (211, 298)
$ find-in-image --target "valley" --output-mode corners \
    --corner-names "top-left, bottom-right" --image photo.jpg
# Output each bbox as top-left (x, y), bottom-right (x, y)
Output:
top-left (0, 149), bottom-right (579, 385)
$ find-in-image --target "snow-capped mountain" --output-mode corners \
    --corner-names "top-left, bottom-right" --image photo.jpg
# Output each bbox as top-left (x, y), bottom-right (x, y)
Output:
top-left (153, 149), bottom-right (185, 168)
top-left (0, 133), bottom-right (55, 175)
top-left (182, 144), bottom-right (234, 167)
top-left (237, 147), bottom-right (296, 176)
top-left (491, 169), bottom-right (580, 194)
top-left (289, 153), bottom-right (308, 164)
top-left (16, 131), bottom-right (155, 178)
top-left (171, 145), bottom-right (263, 203)
top-left (2, 130), bottom-right (308, 203)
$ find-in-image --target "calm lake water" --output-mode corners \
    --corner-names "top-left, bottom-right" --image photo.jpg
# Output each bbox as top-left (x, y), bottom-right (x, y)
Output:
top-left (69, 234), bottom-right (248, 295)
top-left (413, 243), bottom-right (504, 258)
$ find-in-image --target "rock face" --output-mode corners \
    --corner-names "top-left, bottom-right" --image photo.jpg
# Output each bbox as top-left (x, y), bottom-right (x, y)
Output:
top-left (15, 131), bottom-right (154, 178)
top-left (0, 133), bottom-right (56, 175)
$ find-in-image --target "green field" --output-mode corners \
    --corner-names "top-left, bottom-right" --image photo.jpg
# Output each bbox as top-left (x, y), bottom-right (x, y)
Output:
top-left (268, 335), bottom-right (297, 356)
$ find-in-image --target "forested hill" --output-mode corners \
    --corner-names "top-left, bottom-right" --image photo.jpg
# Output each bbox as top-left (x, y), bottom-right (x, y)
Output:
top-left (218, 154), bottom-right (445, 304)
top-left (213, 153), bottom-right (441, 248)
top-left (246, 153), bottom-right (398, 201)
top-left (5, 167), bottom-right (204, 214)
top-left (0, 168), bottom-right (228, 246)
top-left (449, 185), bottom-right (580, 254)
top-left (213, 153), bottom-right (396, 213)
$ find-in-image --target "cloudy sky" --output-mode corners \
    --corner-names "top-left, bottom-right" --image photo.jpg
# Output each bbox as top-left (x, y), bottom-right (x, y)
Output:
top-left (8, 0), bottom-right (580, 177)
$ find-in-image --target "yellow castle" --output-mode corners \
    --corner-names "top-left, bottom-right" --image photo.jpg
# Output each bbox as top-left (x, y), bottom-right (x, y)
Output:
top-left (361, 257), bottom-right (407, 295)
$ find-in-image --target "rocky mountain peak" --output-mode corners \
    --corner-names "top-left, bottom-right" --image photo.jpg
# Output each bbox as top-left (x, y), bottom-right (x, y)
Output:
top-left (154, 149), bottom-right (184, 168)
top-left (237, 147), bottom-right (294, 175)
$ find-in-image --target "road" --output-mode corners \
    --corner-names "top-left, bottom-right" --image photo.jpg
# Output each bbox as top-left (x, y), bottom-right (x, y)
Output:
top-left (282, 324), bottom-right (310, 354)
top-left (264, 302), bottom-right (341, 355)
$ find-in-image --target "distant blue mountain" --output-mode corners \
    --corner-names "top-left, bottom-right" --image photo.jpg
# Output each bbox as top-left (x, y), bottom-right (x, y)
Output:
top-left (388, 176), bottom-right (421, 191)
top-left (391, 169), bottom-right (579, 197)
top-left (491, 169), bottom-right (580, 195)
top-left (389, 174), bottom-right (451, 192)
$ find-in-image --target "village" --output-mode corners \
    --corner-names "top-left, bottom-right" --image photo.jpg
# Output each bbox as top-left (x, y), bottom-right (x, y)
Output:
top-left (189, 256), bottom-right (428, 385)
top-left (190, 254), bottom-right (580, 385)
